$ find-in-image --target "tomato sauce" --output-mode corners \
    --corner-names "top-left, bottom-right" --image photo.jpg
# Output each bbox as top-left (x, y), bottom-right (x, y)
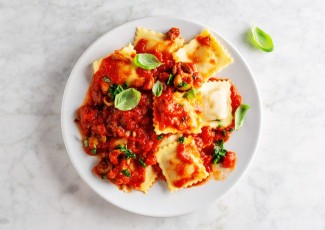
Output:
top-left (75, 28), bottom-right (242, 191)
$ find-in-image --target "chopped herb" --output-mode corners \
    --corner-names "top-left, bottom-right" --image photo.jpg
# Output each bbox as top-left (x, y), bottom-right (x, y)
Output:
top-left (117, 144), bottom-right (136, 159)
top-left (178, 136), bottom-right (185, 143)
top-left (103, 76), bottom-right (110, 83)
top-left (157, 134), bottom-right (163, 140)
top-left (177, 82), bottom-right (188, 88)
top-left (138, 158), bottom-right (147, 167)
top-left (91, 149), bottom-right (97, 154)
top-left (102, 175), bottom-right (107, 179)
top-left (121, 169), bottom-right (131, 177)
top-left (167, 74), bottom-right (174, 85)
top-left (229, 127), bottom-right (234, 132)
top-left (222, 130), bottom-right (227, 137)
top-left (181, 117), bottom-right (186, 123)
top-left (177, 103), bottom-right (183, 107)
top-left (215, 119), bottom-right (221, 122)
top-left (184, 88), bottom-right (198, 100)
top-left (213, 140), bottom-right (227, 164)
top-left (109, 84), bottom-right (124, 99)
top-left (217, 124), bottom-right (223, 128)
top-left (83, 139), bottom-right (88, 147)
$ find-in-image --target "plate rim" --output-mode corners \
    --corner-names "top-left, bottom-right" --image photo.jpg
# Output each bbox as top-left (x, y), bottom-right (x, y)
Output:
top-left (61, 15), bottom-right (262, 217)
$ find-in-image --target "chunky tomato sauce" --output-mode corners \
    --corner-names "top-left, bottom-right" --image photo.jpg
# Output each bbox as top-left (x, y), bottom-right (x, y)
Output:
top-left (75, 27), bottom-right (242, 192)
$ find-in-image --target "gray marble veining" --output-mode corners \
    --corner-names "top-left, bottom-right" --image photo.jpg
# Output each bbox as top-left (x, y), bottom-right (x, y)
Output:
top-left (1, 0), bottom-right (325, 229)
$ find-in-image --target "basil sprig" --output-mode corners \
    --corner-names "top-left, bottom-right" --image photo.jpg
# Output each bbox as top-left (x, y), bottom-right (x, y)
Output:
top-left (234, 104), bottom-right (250, 131)
top-left (114, 88), bottom-right (141, 111)
top-left (251, 26), bottom-right (274, 52)
top-left (152, 81), bottom-right (163, 97)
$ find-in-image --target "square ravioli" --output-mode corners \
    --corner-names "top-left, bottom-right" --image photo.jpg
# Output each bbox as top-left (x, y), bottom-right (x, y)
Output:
top-left (134, 27), bottom-right (185, 53)
top-left (153, 89), bottom-right (203, 134)
top-left (135, 165), bottom-right (158, 193)
top-left (199, 79), bottom-right (233, 128)
top-left (92, 44), bottom-right (146, 87)
top-left (173, 29), bottom-right (233, 81)
top-left (156, 136), bottom-right (209, 191)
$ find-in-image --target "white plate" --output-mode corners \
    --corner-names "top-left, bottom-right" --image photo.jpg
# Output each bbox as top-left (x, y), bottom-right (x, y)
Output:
top-left (61, 16), bottom-right (261, 217)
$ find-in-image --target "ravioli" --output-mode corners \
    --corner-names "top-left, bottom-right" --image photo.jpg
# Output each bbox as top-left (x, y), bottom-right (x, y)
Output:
top-left (136, 166), bottom-right (158, 193)
top-left (199, 79), bottom-right (233, 128)
top-left (156, 136), bottom-right (209, 191)
top-left (134, 27), bottom-right (185, 53)
top-left (173, 29), bottom-right (233, 80)
top-left (153, 90), bottom-right (203, 134)
top-left (92, 44), bottom-right (145, 87)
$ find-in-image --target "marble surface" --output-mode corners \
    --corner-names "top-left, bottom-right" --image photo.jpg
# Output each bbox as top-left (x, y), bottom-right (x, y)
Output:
top-left (1, 0), bottom-right (325, 229)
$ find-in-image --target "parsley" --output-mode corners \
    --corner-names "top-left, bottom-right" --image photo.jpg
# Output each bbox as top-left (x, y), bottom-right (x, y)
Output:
top-left (91, 148), bottom-right (97, 154)
top-left (157, 134), bottom-right (163, 140)
top-left (117, 145), bottom-right (136, 159)
top-left (109, 84), bottom-right (124, 99)
top-left (177, 82), bottom-right (188, 88)
top-left (217, 124), bottom-right (223, 128)
top-left (215, 119), bottom-right (221, 122)
top-left (83, 139), bottom-right (88, 147)
top-left (213, 140), bottom-right (227, 164)
top-left (121, 169), bottom-right (131, 177)
top-left (167, 74), bottom-right (174, 85)
top-left (103, 76), bottom-right (110, 83)
top-left (178, 136), bottom-right (185, 143)
top-left (138, 158), bottom-right (147, 167)
top-left (102, 175), bottom-right (107, 179)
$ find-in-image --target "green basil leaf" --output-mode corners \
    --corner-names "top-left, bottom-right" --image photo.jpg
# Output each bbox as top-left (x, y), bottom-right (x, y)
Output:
top-left (235, 104), bottom-right (250, 131)
top-left (152, 81), bottom-right (163, 97)
top-left (114, 88), bottom-right (141, 111)
top-left (184, 88), bottom-right (198, 100)
top-left (134, 53), bottom-right (162, 70)
top-left (251, 26), bottom-right (274, 52)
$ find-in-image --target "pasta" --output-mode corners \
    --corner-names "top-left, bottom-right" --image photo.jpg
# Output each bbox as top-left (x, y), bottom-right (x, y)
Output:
top-left (75, 27), bottom-right (243, 193)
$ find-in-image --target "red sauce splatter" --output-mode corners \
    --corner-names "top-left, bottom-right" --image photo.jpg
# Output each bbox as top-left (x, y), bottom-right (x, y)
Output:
top-left (196, 36), bottom-right (211, 46)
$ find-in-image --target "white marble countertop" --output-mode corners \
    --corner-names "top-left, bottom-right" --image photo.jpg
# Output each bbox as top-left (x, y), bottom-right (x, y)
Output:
top-left (1, 0), bottom-right (325, 229)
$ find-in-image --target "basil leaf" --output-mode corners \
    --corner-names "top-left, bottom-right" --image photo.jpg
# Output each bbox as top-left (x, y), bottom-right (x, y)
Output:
top-left (109, 84), bottom-right (124, 99)
top-left (235, 104), bottom-right (250, 131)
top-left (184, 88), bottom-right (198, 100)
top-left (213, 140), bottom-right (227, 164)
top-left (152, 81), bottom-right (163, 97)
top-left (251, 26), bottom-right (274, 52)
top-left (134, 53), bottom-right (162, 70)
top-left (114, 88), bottom-right (141, 111)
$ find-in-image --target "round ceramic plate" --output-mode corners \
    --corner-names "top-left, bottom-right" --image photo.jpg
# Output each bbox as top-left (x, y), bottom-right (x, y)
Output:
top-left (61, 16), bottom-right (261, 217)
